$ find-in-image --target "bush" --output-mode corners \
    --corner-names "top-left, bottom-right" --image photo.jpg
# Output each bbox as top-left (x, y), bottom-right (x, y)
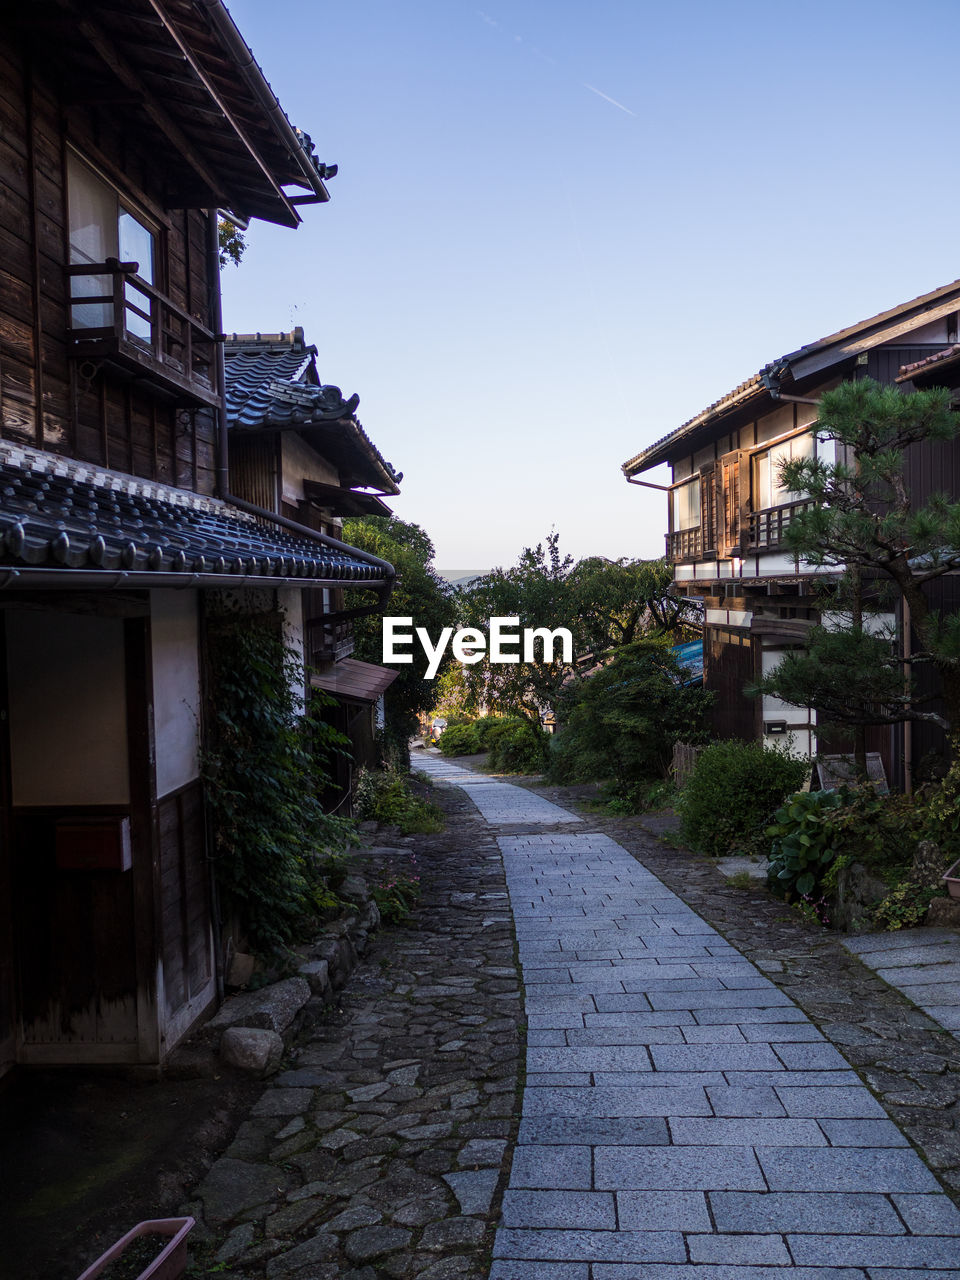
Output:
top-left (354, 768), bottom-right (445, 834)
top-left (487, 718), bottom-right (549, 773)
top-left (437, 723), bottom-right (481, 755)
top-left (677, 739), bottom-right (809, 857)
top-left (548, 642), bottom-right (712, 786)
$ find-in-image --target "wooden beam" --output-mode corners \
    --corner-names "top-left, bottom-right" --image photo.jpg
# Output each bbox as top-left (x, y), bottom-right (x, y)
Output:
top-left (55, 0), bottom-right (229, 208)
top-left (143, 0), bottom-right (296, 219)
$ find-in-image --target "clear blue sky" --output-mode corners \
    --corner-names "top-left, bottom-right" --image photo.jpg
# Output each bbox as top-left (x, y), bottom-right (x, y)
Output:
top-left (222, 0), bottom-right (960, 570)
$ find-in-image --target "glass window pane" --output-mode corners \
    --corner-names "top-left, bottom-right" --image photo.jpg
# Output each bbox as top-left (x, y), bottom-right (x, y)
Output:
top-left (673, 480), bottom-right (700, 530)
top-left (67, 154), bottom-right (117, 265)
top-left (124, 283), bottom-right (153, 343)
top-left (119, 211), bottom-right (154, 284)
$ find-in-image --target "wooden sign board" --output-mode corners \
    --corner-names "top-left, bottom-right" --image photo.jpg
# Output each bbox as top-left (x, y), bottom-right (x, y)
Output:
top-left (813, 753), bottom-right (888, 795)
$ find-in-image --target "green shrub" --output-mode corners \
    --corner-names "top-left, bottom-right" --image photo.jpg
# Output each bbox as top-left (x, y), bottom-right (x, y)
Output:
top-left (372, 867), bottom-right (422, 924)
top-left (487, 718), bottom-right (549, 773)
top-left (548, 642), bottom-right (712, 786)
top-left (677, 739), bottom-right (809, 857)
top-left (437, 722), bottom-right (481, 756)
top-left (766, 788), bottom-right (846, 897)
top-left (354, 768), bottom-right (444, 834)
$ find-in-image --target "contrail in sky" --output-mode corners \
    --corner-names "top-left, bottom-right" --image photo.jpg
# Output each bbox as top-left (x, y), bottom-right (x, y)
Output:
top-left (582, 83), bottom-right (636, 116)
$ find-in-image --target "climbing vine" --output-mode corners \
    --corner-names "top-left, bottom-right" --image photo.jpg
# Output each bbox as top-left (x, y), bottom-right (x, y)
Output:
top-left (203, 607), bottom-right (352, 954)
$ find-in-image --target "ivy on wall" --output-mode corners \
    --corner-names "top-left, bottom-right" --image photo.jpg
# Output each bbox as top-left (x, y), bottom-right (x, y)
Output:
top-left (203, 606), bottom-right (351, 953)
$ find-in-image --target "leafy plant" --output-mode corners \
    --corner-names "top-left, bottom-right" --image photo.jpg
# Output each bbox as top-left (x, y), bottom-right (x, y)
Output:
top-left (766, 788), bottom-right (846, 897)
top-left (372, 868), bottom-right (422, 924)
top-left (677, 739), bottom-right (809, 858)
top-left (487, 718), bottom-right (549, 773)
top-left (438, 722), bottom-right (482, 756)
top-left (871, 881), bottom-right (941, 931)
top-left (354, 768), bottom-right (444, 834)
top-left (203, 607), bottom-right (352, 955)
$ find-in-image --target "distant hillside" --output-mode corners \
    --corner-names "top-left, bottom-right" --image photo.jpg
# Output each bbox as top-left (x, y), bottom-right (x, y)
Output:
top-left (437, 569), bottom-right (489, 587)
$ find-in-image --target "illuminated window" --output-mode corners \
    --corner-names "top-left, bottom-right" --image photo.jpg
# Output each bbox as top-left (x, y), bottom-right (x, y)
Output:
top-left (672, 479), bottom-right (701, 530)
top-left (755, 432), bottom-right (814, 509)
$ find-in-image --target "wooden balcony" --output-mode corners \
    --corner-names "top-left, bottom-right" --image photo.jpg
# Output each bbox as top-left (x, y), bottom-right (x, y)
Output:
top-left (66, 259), bottom-right (220, 407)
top-left (745, 499), bottom-right (816, 550)
top-left (666, 526), bottom-right (702, 562)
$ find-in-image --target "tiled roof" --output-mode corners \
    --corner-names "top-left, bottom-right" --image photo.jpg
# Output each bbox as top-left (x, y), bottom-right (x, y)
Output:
top-left (623, 277), bottom-right (960, 475)
top-left (0, 442), bottom-right (385, 585)
top-left (896, 345), bottom-right (960, 384)
top-left (224, 331), bottom-right (400, 494)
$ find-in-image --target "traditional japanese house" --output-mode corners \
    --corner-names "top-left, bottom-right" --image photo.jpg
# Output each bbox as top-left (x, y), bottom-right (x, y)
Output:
top-left (622, 280), bottom-right (960, 784)
top-left (0, 2), bottom-right (394, 1073)
top-left (224, 329), bottom-right (400, 803)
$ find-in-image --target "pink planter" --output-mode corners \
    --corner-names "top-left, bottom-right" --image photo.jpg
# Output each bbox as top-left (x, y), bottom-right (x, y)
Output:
top-left (76, 1218), bottom-right (194, 1280)
top-left (943, 858), bottom-right (960, 899)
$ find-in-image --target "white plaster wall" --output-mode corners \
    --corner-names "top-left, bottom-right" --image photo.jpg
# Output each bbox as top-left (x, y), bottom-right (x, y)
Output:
top-left (6, 610), bottom-right (130, 805)
top-left (150, 590), bottom-right (201, 799)
top-left (281, 435), bottom-right (340, 506)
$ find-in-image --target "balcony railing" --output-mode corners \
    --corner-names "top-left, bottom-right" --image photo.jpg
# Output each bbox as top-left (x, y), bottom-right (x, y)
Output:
top-left (306, 616), bottom-right (355, 668)
top-left (666, 526), bottom-right (702, 561)
top-left (746, 499), bottom-right (816, 550)
top-left (66, 259), bottom-right (219, 407)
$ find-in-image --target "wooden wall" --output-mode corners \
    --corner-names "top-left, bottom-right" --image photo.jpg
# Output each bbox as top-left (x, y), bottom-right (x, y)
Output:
top-left (0, 32), bottom-right (218, 494)
top-left (704, 626), bottom-right (758, 742)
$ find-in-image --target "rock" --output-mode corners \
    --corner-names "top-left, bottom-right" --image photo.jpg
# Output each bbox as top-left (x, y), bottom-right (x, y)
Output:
top-left (196, 1158), bottom-right (290, 1224)
top-left (359, 900), bottom-right (381, 931)
top-left (833, 861), bottom-right (889, 931)
top-left (215, 1222), bottom-right (255, 1263)
top-left (220, 1027), bottom-right (284, 1075)
top-left (419, 1217), bottom-right (485, 1250)
top-left (225, 949), bottom-right (256, 988)
top-left (344, 1225), bottom-right (412, 1262)
top-left (208, 977), bottom-right (311, 1036)
top-left (926, 895), bottom-right (960, 927)
top-left (913, 839), bottom-right (949, 888)
top-left (265, 1233), bottom-right (338, 1276)
top-left (443, 1170), bottom-right (498, 1215)
top-left (298, 959), bottom-right (331, 995)
top-left (340, 873), bottom-right (372, 905)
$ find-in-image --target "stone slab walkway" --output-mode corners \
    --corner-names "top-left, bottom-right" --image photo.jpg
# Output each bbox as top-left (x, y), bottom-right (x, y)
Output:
top-left (416, 756), bottom-right (960, 1280)
top-left (844, 929), bottom-right (960, 1038)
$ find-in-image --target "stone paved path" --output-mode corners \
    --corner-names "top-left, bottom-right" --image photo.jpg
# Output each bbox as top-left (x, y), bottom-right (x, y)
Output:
top-left (844, 929), bottom-right (960, 1039)
top-left (417, 756), bottom-right (960, 1280)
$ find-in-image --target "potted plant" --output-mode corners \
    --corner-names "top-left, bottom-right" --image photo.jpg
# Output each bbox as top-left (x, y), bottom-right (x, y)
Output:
top-left (942, 858), bottom-right (960, 899)
top-left (76, 1218), bottom-right (194, 1280)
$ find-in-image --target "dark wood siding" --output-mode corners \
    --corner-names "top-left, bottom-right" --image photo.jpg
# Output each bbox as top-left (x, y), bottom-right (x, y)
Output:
top-left (705, 626), bottom-right (757, 742)
top-left (158, 781), bottom-right (213, 1031)
top-left (0, 32), bottom-right (218, 494)
top-left (229, 434), bottom-right (279, 512)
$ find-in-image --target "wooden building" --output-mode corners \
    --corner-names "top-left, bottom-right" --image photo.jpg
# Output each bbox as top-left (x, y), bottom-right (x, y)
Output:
top-left (622, 281), bottom-right (960, 784)
top-left (0, 3), bottom-right (395, 1073)
top-left (224, 329), bottom-right (400, 804)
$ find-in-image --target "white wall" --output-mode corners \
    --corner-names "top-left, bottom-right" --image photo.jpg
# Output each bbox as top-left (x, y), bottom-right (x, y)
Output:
top-left (150, 590), bottom-right (201, 798)
top-left (6, 609), bottom-right (130, 806)
top-left (278, 587), bottom-right (306, 713)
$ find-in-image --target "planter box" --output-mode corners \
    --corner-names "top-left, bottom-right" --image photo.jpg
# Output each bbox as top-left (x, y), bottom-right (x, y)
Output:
top-left (942, 858), bottom-right (960, 899)
top-left (76, 1218), bottom-right (194, 1280)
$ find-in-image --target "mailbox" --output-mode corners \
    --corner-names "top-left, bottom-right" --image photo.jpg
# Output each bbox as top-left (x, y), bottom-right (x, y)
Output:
top-left (55, 816), bottom-right (132, 871)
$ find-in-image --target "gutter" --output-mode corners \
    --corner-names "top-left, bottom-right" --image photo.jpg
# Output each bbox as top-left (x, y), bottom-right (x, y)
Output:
top-left (195, 0), bottom-right (332, 202)
top-left (0, 568), bottom-right (387, 591)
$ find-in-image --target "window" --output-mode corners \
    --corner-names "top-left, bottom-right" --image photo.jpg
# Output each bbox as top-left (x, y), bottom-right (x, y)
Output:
top-left (67, 153), bottom-right (157, 344)
top-left (754, 431), bottom-right (814, 510)
top-left (672, 478), bottom-right (701, 530)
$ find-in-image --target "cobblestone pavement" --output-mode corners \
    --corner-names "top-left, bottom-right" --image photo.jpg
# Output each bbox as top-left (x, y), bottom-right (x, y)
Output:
top-left (844, 930), bottom-right (960, 1038)
top-left (417, 757), bottom-right (960, 1279)
top-left (187, 783), bottom-right (525, 1280)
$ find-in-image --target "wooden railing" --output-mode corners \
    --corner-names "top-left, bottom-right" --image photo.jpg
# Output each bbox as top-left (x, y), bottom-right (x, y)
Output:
top-left (305, 616), bottom-right (355, 667)
top-left (666, 526), bottom-right (702, 561)
top-left (66, 259), bottom-right (219, 407)
top-left (745, 499), bottom-right (816, 550)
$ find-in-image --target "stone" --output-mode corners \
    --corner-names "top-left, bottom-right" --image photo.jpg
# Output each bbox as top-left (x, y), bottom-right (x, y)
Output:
top-left (196, 1158), bottom-right (290, 1224)
top-left (419, 1216), bottom-right (487, 1249)
top-left (913, 839), bottom-right (949, 887)
top-left (298, 959), bottom-right (331, 995)
top-left (926, 895), bottom-right (960, 927)
top-left (264, 1233), bottom-right (338, 1275)
top-left (209, 977), bottom-right (311, 1036)
top-left (226, 950), bottom-right (257, 988)
top-left (833, 861), bottom-right (890, 931)
top-left (343, 1225), bottom-right (412, 1262)
top-left (215, 1222), bottom-right (256, 1263)
top-left (339, 873), bottom-right (372, 905)
top-left (443, 1170), bottom-right (498, 1215)
top-left (220, 1027), bottom-right (284, 1075)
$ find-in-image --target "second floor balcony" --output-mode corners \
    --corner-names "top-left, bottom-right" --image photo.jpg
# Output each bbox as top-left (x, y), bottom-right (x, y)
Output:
top-left (66, 260), bottom-right (220, 408)
top-left (746, 498), bottom-right (817, 551)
